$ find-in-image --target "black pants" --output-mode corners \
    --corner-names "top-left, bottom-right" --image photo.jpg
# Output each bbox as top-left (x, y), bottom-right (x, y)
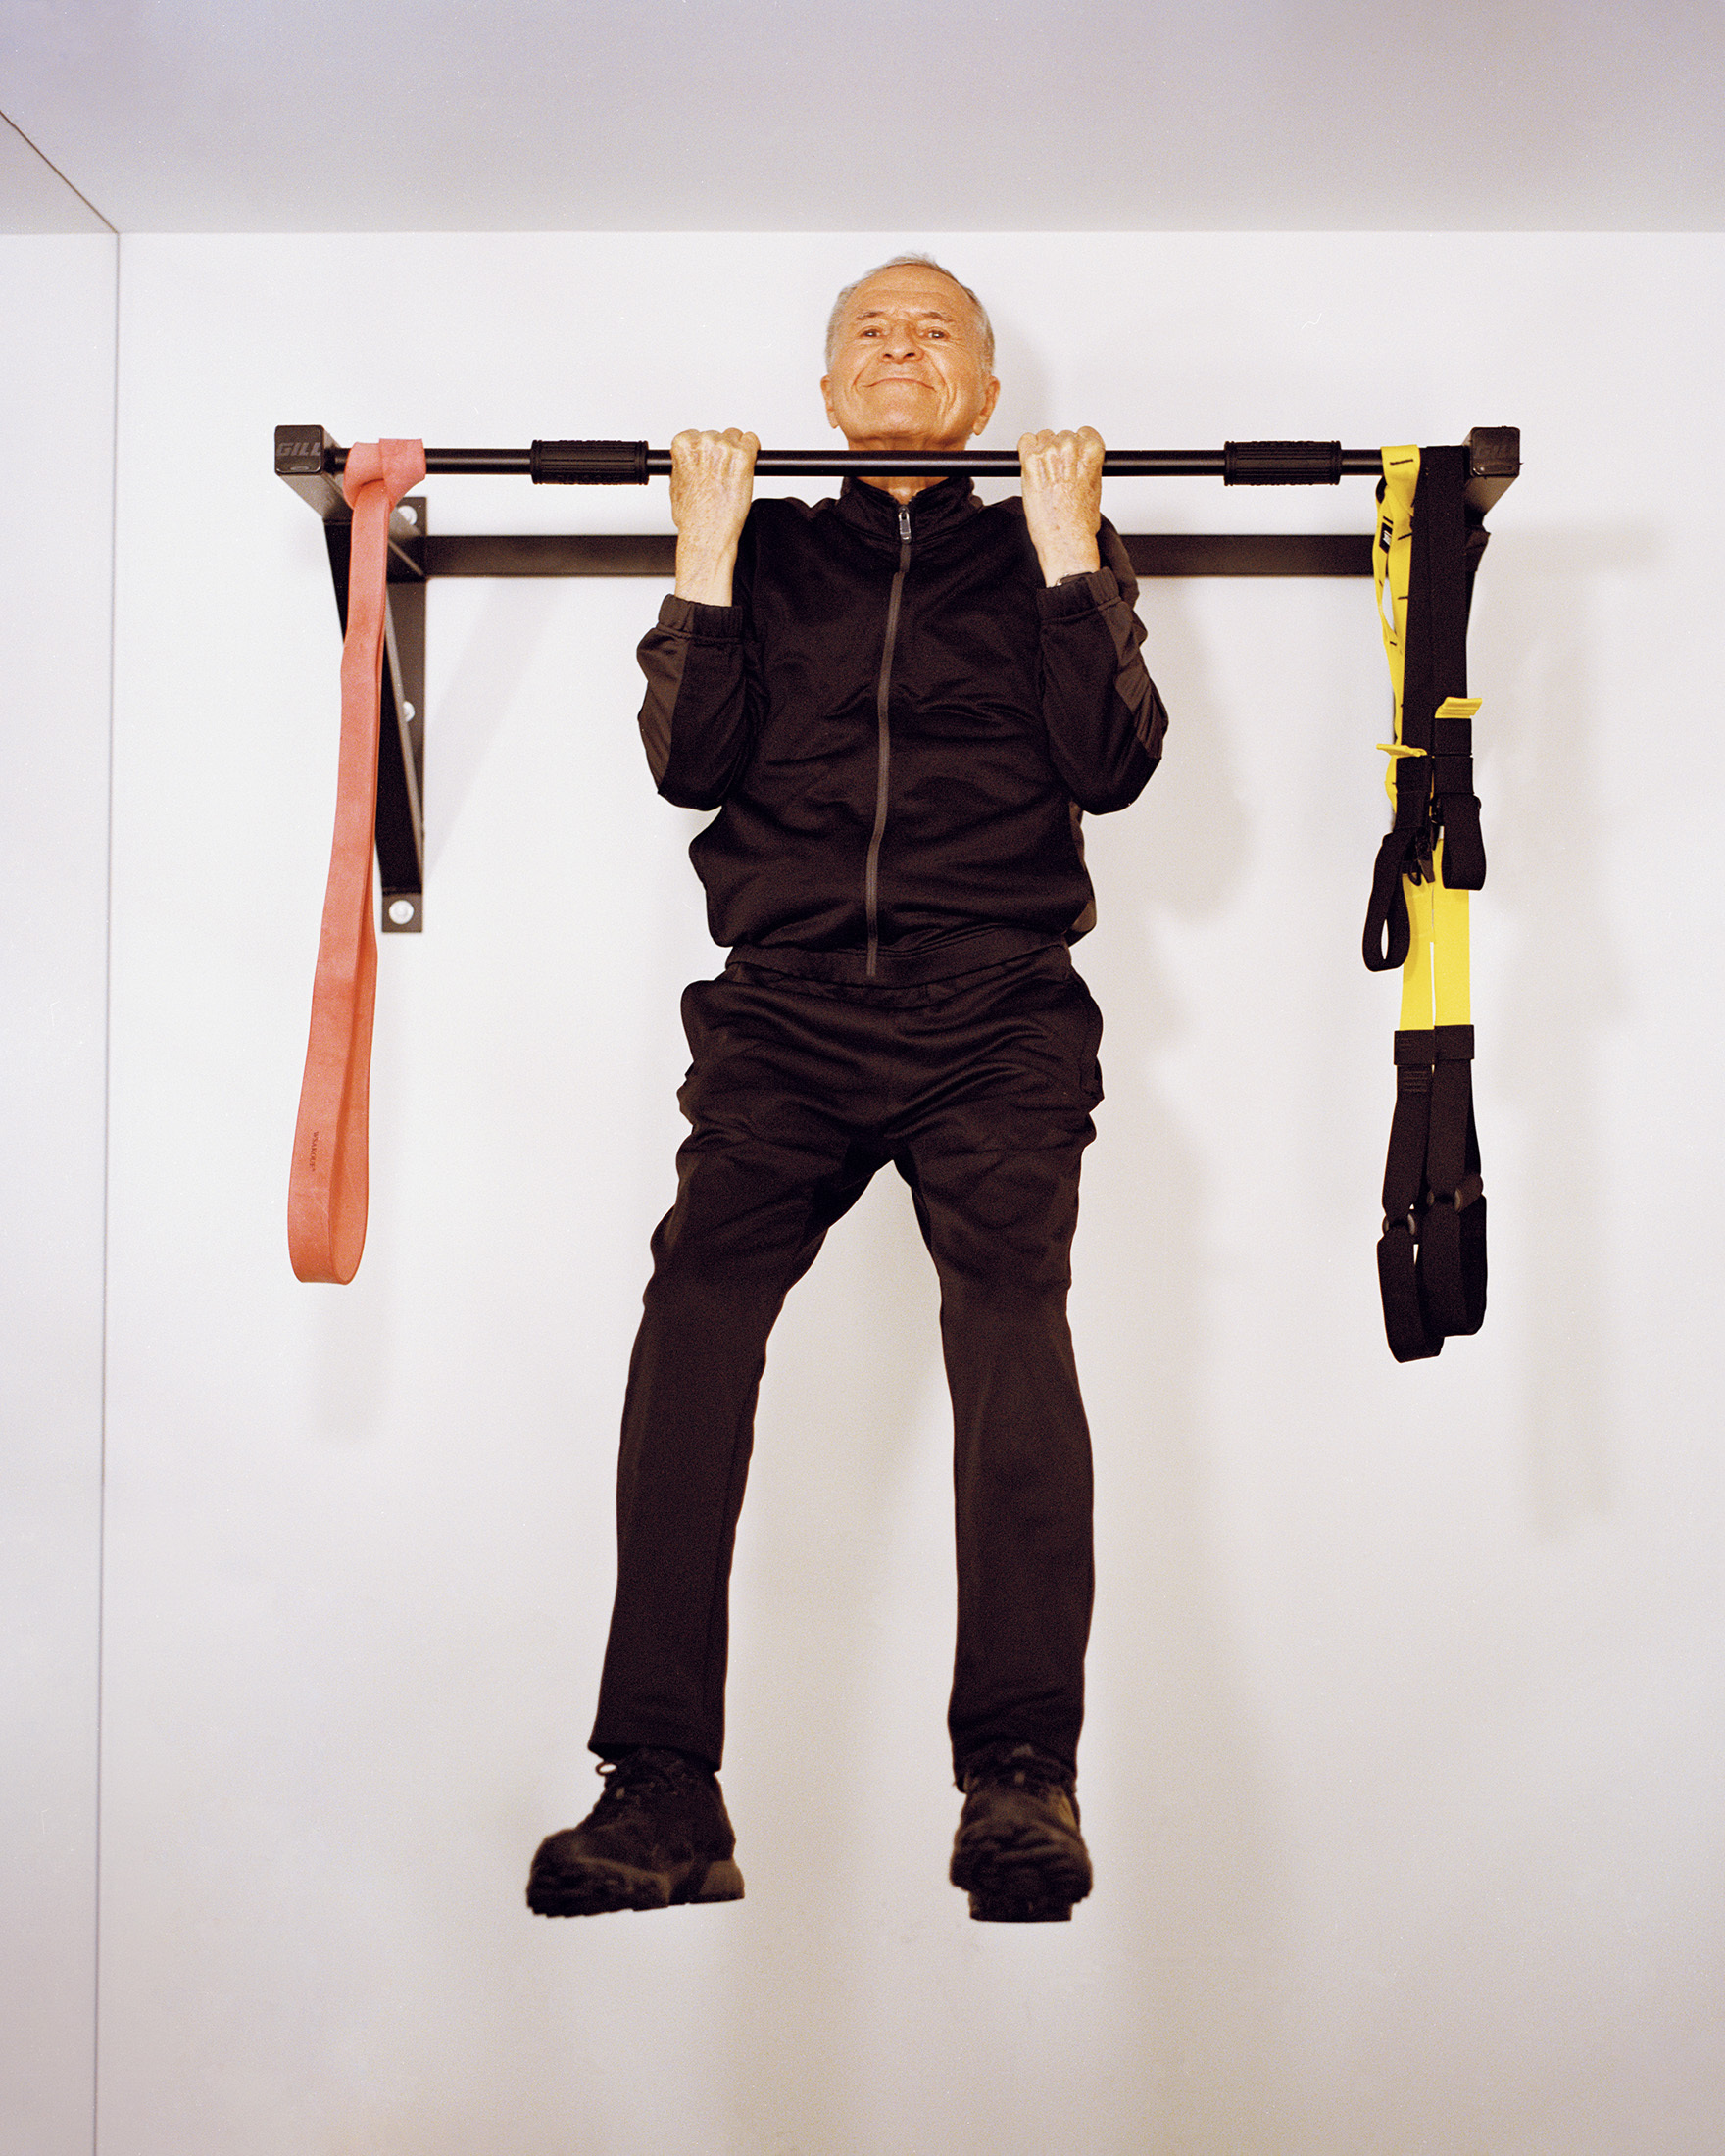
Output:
top-left (588, 945), bottom-right (1103, 1780)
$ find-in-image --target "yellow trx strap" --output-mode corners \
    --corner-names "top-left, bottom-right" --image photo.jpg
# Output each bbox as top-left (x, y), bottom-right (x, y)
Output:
top-left (1396, 729), bottom-right (1479, 1031)
top-left (1368, 444), bottom-right (1488, 1360)
top-left (1370, 446), bottom-right (1480, 1029)
top-left (1373, 444), bottom-right (1418, 721)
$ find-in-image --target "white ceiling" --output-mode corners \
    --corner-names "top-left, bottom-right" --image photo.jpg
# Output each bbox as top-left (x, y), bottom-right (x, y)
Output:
top-left (2, 0), bottom-right (1721, 235)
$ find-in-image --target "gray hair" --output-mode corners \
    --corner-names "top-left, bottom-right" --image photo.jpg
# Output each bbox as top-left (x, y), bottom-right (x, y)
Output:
top-left (824, 254), bottom-right (996, 376)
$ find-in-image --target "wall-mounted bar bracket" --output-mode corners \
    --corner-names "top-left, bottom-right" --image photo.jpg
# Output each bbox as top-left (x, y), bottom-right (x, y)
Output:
top-left (1463, 426), bottom-right (1520, 513)
top-left (279, 426), bottom-right (426, 931)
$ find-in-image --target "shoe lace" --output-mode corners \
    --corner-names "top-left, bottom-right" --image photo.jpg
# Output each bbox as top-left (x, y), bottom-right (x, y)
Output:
top-left (594, 1748), bottom-right (707, 1814)
top-left (962, 1741), bottom-right (1074, 1797)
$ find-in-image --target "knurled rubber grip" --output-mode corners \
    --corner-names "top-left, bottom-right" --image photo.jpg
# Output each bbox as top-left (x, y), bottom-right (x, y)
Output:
top-left (1222, 441), bottom-right (1344, 486)
top-left (530, 439), bottom-right (650, 485)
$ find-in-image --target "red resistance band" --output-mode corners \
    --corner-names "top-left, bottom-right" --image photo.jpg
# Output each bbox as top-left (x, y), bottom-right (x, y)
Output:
top-left (288, 438), bottom-right (426, 1283)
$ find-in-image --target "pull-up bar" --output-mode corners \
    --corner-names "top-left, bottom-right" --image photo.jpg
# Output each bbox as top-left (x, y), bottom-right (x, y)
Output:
top-left (280, 420), bottom-right (1520, 1354)
top-left (292, 438), bottom-right (1388, 483)
top-left (273, 423), bottom-right (1519, 937)
top-left (277, 427), bottom-right (1519, 496)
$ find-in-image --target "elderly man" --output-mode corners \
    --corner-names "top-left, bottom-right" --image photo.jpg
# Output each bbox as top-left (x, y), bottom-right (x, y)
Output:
top-left (528, 255), bottom-right (1166, 1925)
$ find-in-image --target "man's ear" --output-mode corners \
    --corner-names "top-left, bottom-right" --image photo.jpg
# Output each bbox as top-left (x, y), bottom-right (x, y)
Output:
top-left (820, 375), bottom-right (838, 431)
top-left (971, 375), bottom-right (1002, 439)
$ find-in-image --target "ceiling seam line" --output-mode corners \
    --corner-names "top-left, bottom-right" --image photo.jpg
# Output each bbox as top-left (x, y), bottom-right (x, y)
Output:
top-left (0, 106), bottom-right (120, 233)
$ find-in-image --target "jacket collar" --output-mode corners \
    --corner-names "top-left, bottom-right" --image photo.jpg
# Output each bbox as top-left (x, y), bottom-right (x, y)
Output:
top-left (835, 471), bottom-right (981, 547)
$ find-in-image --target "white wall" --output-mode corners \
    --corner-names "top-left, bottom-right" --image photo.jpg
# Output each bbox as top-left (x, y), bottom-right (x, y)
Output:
top-left (0, 233), bottom-right (116, 2155)
top-left (89, 232), bottom-right (1723, 2155)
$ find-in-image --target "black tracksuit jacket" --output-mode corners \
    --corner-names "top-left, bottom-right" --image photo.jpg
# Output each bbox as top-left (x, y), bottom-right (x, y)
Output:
top-left (635, 472), bottom-right (1168, 985)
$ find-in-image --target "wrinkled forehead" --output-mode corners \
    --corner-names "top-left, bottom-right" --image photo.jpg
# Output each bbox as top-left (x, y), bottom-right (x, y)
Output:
top-left (841, 270), bottom-right (980, 339)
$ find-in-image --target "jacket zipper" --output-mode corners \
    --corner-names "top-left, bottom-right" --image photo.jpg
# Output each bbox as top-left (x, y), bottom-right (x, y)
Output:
top-left (863, 503), bottom-right (912, 975)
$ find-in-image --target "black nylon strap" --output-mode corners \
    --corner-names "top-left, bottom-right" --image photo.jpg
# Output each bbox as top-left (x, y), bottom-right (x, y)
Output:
top-left (1420, 1027), bottom-right (1486, 1336)
top-left (1363, 822), bottom-right (1416, 971)
top-left (1432, 710), bottom-right (1486, 896)
top-left (1376, 1026), bottom-right (1487, 1358)
top-left (1379, 1038), bottom-right (1442, 1360)
top-left (1377, 1224), bottom-right (1441, 1362)
top-left (1404, 448), bottom-right (1469, 749)
top-left (1408, 450), bottom-right (1488, 892)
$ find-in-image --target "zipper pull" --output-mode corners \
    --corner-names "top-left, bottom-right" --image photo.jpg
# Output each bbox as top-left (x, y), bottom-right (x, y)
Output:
top-left (899, 506), bottom-right (912, 544)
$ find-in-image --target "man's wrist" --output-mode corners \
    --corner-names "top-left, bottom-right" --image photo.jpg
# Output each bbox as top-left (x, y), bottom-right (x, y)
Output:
top-left (1040, 543), bottom-right (1102, 587)
top-left (674, 540), bottom-right (739, 606)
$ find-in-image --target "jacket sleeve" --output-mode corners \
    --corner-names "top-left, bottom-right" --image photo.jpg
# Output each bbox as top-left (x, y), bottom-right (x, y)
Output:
top-left (1035, 520), bottom-right (1167, 813)
top-left (634, 527), bottom-right (763, 808)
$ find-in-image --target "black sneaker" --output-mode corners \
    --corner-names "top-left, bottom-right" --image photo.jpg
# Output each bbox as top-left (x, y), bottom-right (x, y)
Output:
top-left (526, 1749), bottom-right (745, 1917)
top-left (950, 1741), bottom-right (1092, 1923)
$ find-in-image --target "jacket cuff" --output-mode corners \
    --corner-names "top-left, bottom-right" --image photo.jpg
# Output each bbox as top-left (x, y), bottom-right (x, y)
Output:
top-left (656, 592), bottom-right (744, 638)
top-left (1035, 566), bottom-right (1120, 617)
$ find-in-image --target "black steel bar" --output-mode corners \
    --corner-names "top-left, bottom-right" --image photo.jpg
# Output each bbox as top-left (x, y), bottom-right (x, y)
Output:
top-left (281, 431), bottom-right (1382, 486)
top-left (1127, 533), bottom-right (1372, 578)
top-left (426, 533), bottom-right (678, 578)
top-left (280, 424), bottom-right (1520, 499)
top-left (318, 440), bottom-right (1387, 482)
top-left (317, 495), bottom-right (426, 933)
top-left (375, 580), bottom-right (425, 934)
top-left (419, 531), bottom-right (1374, 580)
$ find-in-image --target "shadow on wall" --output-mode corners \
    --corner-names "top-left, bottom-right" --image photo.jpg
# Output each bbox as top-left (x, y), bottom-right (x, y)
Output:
top-left (1481, 524), bottom-right (1651, 1539)
top-left (422, 580), bottom-right (565, 876)
top-left (686, 559), bottom-right (1306, 2141)
top-left (721, 1169), bottom-right (949, 2151)
top-left (972, 308), bottom-right (1044, 495)
top-left (1075, 572), bottom-right (1296, 2139)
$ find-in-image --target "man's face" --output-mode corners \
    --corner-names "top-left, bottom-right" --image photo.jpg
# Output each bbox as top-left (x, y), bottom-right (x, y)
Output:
top-left (821, 265), bottom-right (1001, 452)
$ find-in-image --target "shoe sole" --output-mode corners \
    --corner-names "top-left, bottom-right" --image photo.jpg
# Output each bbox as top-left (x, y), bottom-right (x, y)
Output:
top-left (527, 1855), bottom-right (745, 1918)
top-left (951, 1836), bottom-right (1091, 1925)
top-left (967, 1890), bottom-right (1076, 1923)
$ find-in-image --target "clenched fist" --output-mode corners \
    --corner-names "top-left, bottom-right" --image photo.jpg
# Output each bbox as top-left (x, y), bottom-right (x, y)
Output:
top-left (670, 427), bottom-right (760, 604)
top-left (1019, 426), bottom-right (1104, 586)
